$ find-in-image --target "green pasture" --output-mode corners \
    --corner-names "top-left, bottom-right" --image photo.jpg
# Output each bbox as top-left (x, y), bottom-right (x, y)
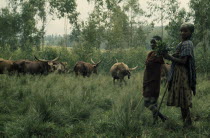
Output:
top-left (0, 72), bottom-right (209, 137)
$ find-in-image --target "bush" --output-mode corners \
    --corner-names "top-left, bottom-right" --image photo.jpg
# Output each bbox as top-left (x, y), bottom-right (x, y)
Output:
top-left (195, 47), bottom-right (210, 74)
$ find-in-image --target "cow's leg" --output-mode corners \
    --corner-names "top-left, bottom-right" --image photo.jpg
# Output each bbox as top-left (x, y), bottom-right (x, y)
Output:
top-left (87, 73), bottom-right (90, 77)
top-left (75, 71), bottom-right (79, 76)
top-left (113, 78), bottom-right (116, 85)
top-left (123, 79), bottom-right (127, 85)
top-left (83, 72), bottom-right (87, 77)
top-left (119, 79), bottom-right (124, 87)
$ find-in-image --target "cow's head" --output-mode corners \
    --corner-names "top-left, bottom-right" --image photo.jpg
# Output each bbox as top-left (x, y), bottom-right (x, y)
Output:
top-left (127, 66), bottom-right (138, 79)
top-left (91, 58), bottom-right (102, 74)
top-left (34, 55), bottom-right (60, 72)
top-left (51, 61), bottom-right (68, 73)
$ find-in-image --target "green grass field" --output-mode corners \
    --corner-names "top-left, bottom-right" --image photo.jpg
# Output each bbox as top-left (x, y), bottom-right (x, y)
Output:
top-left (0, 71), bottom-right (209, 137)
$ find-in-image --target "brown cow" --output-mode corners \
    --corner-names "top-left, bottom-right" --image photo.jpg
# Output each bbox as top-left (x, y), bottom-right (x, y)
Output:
top-left (12, 56), bottom-right (59, 74)
top-left (160, 63), bottom-right (171, 84)
top-left (50, 61), bottom-right (68, 73)
top-left (74, 59), bottom-right (102, 77)
top-left (110, 60), bottom-right (138, 85)
top-left (0, 58), bottom-right (14, 74)
top-left (34, 54), bottom-right (68, 73)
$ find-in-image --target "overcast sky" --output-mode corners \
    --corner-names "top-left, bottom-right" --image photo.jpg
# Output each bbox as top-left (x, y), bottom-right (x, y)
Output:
top-left (0, 0), bottom-right (190, 35)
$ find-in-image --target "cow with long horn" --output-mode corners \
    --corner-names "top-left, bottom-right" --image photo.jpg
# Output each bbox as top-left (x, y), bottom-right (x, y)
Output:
top-left (12, 55), bottom-right (60, 74)
top-left (110, 60), bottom-right (138, 85)
top-left (73, 59), bottom-right (102, 77)
top-left (34, 55), bottom-right (67, 73)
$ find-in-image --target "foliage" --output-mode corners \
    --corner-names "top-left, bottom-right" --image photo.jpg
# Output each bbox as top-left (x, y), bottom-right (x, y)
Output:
top-left (69, 0), bottom-right (147, 50)
top-left (0, 8), bottom-right (21, 51)
top-left (123, 0), bottom-right (144, 48)
top-left (190, 0), bottom-right (210, 52)
top-left (154, 41), bottom-right (173, 56)
top-left (0, 0), bottom-right (78, 51)
top-left (45, 35), bottom-right (70, 47)
top-left (147, 0), bottom-right (180, 38)
top-left (0, 71), bottom-right (209, 137)
top-left (165, 8), bottom-right (191, 45)
top-left (195, 47), bottom-right (210, 74)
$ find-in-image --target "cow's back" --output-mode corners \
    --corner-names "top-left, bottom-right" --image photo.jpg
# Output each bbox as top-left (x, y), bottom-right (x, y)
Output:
top-left (110, 62), bottom-right (128, 78)
top-left (74, 61), bottom-right (87, 75)
top-left (0, 59), bottom-right (13, 73)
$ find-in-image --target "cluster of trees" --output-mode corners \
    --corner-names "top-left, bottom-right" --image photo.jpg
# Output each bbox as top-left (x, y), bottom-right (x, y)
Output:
top-left (45, 35), bottom-right (71, 47)
top-left (0, 0), bottom-right (77, 51)
top-left (0, 0), bottom-right (210, 52)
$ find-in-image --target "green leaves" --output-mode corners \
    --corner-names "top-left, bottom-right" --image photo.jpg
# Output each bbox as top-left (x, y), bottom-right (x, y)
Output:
top-left (154, 41), bottom-right (172, 56)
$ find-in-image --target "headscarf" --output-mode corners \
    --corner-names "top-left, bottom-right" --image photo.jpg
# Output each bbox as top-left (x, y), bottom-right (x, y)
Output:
top-left (180, 22), bottom-right (195, 33)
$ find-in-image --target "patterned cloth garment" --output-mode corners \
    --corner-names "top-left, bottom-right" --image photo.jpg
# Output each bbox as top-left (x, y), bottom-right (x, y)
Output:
top-left (168, 40), bottom-right (196, 94)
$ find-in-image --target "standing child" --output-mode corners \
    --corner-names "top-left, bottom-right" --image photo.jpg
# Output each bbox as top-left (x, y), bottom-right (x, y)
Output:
top-left (163, 23), bottom-right (196, 128)
top-left (143, 36), bottom-right (167, 124)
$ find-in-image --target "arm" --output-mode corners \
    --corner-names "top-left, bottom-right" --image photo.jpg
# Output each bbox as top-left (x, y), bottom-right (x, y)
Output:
top-left (164, 53), bottom-right (188, 64)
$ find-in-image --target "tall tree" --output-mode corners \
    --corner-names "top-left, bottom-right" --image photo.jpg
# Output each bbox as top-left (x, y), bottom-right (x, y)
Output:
top-left (147, 0), bottom-right (179, 39)
top-left (1, 0), bottom-right (78, 51)
top-left (123, 0), bottom-right (144, 48)
top-left (165, 8), bottom-right (191, 45)
top-left (190, 0), bottom-right (210, 52)
top-left (0, 8), bottom-right (21, 50)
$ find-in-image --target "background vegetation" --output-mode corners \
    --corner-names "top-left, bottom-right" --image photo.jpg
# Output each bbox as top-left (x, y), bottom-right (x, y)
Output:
top-left (0, 73), bottom-right (210, 137)
top-left (0, 0), bottom-right (210, 137)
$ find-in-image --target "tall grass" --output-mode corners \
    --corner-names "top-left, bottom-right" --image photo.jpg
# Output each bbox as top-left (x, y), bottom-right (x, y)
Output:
top-left (0, 71), bottom-right (209, 137)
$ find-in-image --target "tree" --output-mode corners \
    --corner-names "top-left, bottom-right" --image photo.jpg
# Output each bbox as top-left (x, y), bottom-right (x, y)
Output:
top-left (147, 0), bottom-right (179, 39)
top-left (1, 0), bottom-right (78, 51)
top-left (123, 0), bottom-right (144, 48)
top-left (165, 8), bottom-right (191, 45)
top-left (190, 0), bottom-right (210, 52)
top-left (0, 8), bottom-right (21, 51)
top-left (106, 5), bottom-right (130, 49)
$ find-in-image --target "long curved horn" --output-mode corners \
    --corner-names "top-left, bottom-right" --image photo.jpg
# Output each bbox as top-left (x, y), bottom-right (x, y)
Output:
top-left (129, 66), bottom-right (138, 71)
top-left (52, 53), bottom-right (60, 62)
top-left (115, 58), bottom-right (118, 63)
top-left (34, 55), bottom-right (48, 62)
top-left (9, 55), bottom-right (13, 60)
top-left (91, 58), bottom-right (96, 64)
top-left (96, 60), bottom-right (102, 65)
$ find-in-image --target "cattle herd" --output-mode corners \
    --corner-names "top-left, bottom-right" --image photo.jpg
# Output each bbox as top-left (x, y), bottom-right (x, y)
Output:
top-left (0, 56), bottom-right (170, 84)
top-left (0, 55), bottom-right (66, 75)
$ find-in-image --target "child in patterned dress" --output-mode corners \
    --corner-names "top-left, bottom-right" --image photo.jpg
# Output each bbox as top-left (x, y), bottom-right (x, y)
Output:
top-left (163, 23), bottom-right (196, 128)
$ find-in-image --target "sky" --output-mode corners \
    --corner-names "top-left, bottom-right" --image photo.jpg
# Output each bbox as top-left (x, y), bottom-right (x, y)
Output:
top-left (0, 0), bottom-right (190, 35)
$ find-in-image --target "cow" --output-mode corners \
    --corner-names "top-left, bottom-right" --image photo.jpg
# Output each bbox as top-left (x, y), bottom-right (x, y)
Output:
top-left (34, 54), bottom-right (68, 73)
top-left (50, 61), bottom-right (68, 73)
top-left (0, 58), bottom-right (14, 74)
top-left (110, 59), bottom-right (138, 85)
top-left (12, 55), bottom-right (60, 75)
top-left (160, 63), bottom-right (171, 84)
top-left (73, 59), bottom-right (102, 77)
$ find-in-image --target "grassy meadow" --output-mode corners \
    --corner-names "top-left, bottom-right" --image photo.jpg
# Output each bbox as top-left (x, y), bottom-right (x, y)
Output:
top-left (0, 71), bottom-right (210, 137)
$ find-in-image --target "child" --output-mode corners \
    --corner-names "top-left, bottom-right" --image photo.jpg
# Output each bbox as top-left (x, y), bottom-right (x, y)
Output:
top-left (143, 36), bottom-right (167, 124)
top-left (163, 23), bottom-right (196, 128)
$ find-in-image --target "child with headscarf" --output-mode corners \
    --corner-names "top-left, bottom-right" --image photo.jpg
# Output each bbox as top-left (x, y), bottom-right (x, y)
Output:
top-left (143, 35), bottom-right (168, 124)
top-left (163, 23), bottom-right (196, 128)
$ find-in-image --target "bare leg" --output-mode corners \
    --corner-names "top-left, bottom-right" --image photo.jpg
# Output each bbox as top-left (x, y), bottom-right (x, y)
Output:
top-left (181, 107), bottom-right (192, 128)
top-left (144, 97), bottom-right (167, 124)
